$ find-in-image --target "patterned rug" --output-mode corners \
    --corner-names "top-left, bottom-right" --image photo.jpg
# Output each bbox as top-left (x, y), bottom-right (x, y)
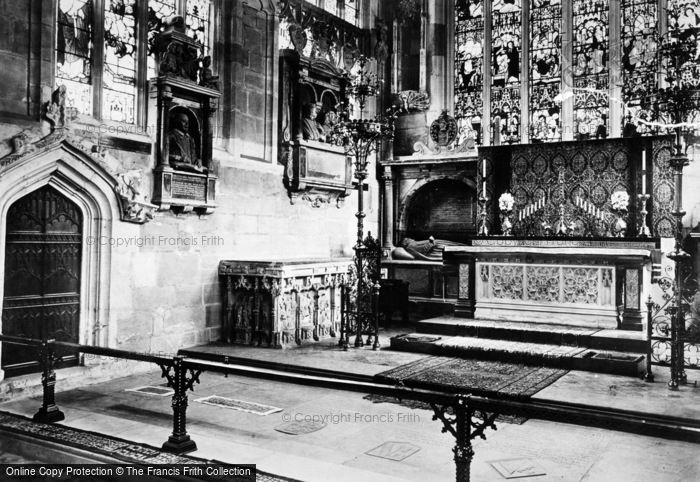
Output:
top-left (374, 356), bottom-right (568, 400)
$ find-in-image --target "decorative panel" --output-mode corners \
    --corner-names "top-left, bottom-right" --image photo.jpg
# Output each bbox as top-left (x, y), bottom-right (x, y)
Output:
top-left (459, 264), bottom-right (470, 299)
top-left (490, 0), bottom-right (522, 144)
top-left (455, 0), bottom-right (485, 145)
top-left (56, 0), bottom-right (94, 116)
top-left (573, 0), bottom-right (609, 139)
top-left (526, 266), bottom-right (560, 303)
top-left (624, 268), bottom-right (640, 309)
top-left (621, 0), bottom-right (658, 135)
top-left (529, 0), bottom-right (562, 142)
top-left (103, 0), bottom-right (137, 123)
top-left (480, 262), bottom-right (614, 307)
top-left (562, 267), bottom-right (599, 304)
top-left (490, 265), bottom-right (524, 300)
top-left (509, 140), bottom-right (632, 237)
top-left (651, 136), bottom-right (676, 238)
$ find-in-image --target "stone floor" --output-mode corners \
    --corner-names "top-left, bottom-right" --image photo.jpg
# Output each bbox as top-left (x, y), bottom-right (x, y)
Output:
top-left (1, 368), bottom-right (700, 482)
top-left (0, 329), bottom-right (700, 481)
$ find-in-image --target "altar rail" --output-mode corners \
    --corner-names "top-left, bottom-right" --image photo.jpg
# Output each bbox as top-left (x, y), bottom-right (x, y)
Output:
top-left (1, 334), bottom-right (699, 482)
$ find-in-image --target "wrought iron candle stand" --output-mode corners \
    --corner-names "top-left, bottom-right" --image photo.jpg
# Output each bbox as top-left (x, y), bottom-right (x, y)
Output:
top-left (666, 143), bottom-right (691, 390)
top-left (637, 194), bottom-right (651, 238)
top-left (335, 55), bottom-right (395, 350)
top-left (644, 21), bottom-right (700, 389)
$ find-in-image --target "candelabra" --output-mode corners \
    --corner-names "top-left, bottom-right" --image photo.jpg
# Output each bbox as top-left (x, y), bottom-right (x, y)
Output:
top-left (644, 23), bottom-right (700, 389)
top-left (335, 55), bottom-right (396, 350)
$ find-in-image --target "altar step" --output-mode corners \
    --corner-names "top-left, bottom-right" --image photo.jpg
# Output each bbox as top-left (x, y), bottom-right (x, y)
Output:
top-left (389, 316), bottom-right (646, 377)
top-left (415, 317), bottom-right (646, 353)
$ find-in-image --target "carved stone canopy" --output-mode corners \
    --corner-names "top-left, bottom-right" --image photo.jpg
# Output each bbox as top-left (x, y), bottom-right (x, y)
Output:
top-left (0, 118), bottom-right (157, 225)
top-left (155, 16), bottom-right (203, 82)
top-left (1, 87), bottom-right (157, 224)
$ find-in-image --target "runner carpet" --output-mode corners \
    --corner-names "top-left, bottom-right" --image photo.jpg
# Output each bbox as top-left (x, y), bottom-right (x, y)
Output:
top-left (373, 356), bottom-right (568, 400)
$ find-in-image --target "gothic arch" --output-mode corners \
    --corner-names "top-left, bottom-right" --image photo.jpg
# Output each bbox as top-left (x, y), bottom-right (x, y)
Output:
top-left (397, 174), bottom-right (477, 238)
top-left (0, 139), bottom-right (120, 381)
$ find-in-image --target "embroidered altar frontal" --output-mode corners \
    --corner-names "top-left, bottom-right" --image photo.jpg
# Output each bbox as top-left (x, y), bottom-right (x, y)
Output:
top-left (445, 238), bottom-right (659, 330)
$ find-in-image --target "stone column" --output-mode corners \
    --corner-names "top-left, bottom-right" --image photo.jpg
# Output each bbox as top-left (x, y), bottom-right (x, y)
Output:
top-left (483, 0), bottom-right (493, 146)
top-left (520, 0), bottom-right (530, 144)
top-left (561, 0), bottom-right (574, 141)
top-left (609, 0), bottom-right (622, 138)
top-left (382, 169), bottom-right (395, 251)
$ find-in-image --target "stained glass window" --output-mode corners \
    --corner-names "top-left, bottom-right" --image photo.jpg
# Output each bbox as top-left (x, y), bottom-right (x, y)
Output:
top-left (529, 0), bottom-right (562, 142)
top-left (186, 0), bottom-right (211, 54)
top-left (322, 0), bottom-right (338, 17)
top-left (573, 0), bottom-right (609, 139)
top-left (667, 0), bottom-right (700, 131)
top-left (491, 0), bottom-right (522, 144)
top-left (343, 1), bottom-right (359, 25)
top-left (103, 0), bottom-right (137, 123)
top-left (56, 0), bottom-right (94, 116)
top-left (621, 0), bottom-right (658, 135)
top-left (147, 0), bottom-right (177, 78)
top-left (454, 0), bottom-right (485, 145)
top-left (56, 0), bottom-right (214, 125)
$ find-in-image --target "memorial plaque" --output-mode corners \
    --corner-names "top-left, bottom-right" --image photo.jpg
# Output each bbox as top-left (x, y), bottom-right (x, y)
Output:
top-left (365, 442), bottom-right (420, 461)
top-left (172, 173), bottom-right (206, 201)
top-left (489, 458), bottom-right (547, 479)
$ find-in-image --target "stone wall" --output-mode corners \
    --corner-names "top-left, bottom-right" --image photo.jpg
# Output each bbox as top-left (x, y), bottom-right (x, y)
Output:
top-left (0, 0), bottom-right (379, 365)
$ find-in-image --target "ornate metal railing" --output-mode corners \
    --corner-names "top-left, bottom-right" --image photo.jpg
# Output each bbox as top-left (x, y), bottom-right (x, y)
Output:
top-left (339, 232), bottom-right (382, 349)
top-left (646, 264), bottom-right (700, 383)
top-left (3, 334), bottom-right (700, 482)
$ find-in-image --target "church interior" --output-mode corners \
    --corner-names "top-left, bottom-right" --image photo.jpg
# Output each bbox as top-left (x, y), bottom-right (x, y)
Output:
top-left (1, 0), bottom-right (700, 480)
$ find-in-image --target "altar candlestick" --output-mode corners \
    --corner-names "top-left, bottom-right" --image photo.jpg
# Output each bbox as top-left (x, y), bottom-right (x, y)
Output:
top-left (642, 151), bottom-right (647, 195)
top-left (482, 161), bottom-right (486, 179)
top-left (482, 181), bottom-right (486, 194)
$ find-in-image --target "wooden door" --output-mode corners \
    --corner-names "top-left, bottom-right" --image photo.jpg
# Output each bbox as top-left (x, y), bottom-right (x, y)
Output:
top-left (2, 186), bottom-right (82, 377)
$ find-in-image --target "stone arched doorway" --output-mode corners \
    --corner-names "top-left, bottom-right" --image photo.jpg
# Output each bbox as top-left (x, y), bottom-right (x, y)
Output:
top-left (2, 185), bottom-right (83, 377)
top-left (400, 179), bottom-right (477, 243)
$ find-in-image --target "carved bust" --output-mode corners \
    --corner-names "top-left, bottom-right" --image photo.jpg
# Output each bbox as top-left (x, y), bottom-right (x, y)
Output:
top-left (302, 102), bottom-right (326, 142)
top-left (168, 112), bottom-right (205, 173)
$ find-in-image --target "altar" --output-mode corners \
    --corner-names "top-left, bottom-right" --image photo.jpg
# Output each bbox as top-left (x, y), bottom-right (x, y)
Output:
top-left (444, 238), bottom-right (659, 330)
top-left (380, 134), bottom-right (676, 329)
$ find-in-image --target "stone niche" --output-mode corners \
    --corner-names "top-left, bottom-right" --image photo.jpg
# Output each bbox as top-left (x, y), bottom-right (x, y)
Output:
top-left (277, 0), bottom-right (366, 208)
top-left (149, 17), bottom-right (220, 214)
